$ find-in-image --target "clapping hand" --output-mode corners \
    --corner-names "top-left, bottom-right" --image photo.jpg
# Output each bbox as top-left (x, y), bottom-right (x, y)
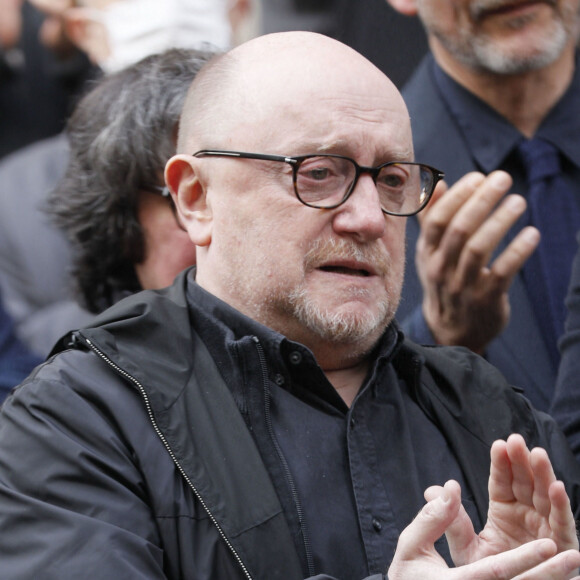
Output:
top-left (415, 171), bottom-right (540, 353)
top-left (388, 435), bottom-right (580, 579)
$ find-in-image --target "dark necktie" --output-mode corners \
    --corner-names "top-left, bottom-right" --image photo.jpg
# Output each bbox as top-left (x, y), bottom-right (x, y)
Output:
top-left (518, 137), bottom-right (580, 369)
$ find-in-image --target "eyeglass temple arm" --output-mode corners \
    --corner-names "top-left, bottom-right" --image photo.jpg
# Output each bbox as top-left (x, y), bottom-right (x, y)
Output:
top-left (193, 150), bottom-right (299, 165)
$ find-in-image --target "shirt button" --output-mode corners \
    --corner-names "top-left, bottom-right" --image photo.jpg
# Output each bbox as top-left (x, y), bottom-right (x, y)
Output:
top-left (274, 374), bottom-right (285, 386)
top-left (289, 351), bottom-right (302, 365)
top-left (372, 518), bottom-right (382, 532)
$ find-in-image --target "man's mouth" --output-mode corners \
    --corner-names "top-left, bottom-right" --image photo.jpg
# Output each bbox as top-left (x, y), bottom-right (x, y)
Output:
top-left (303, 238), bottom-right (390, 280)
top-left (472, 0), bottom-right (554, 19)
top-left (318, 265), bottom-right (372, 277)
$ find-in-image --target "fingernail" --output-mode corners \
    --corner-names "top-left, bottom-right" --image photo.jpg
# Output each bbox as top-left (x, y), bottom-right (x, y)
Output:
top-left (503, 195), bottom-right (525, 213)
top-left (489, 171), bottom-right (511, 189)
top-left (521, 227), bottom-right (540, 246)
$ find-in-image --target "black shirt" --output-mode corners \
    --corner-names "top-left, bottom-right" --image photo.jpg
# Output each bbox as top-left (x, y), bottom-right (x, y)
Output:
top-left (187, 280), bottom-right (482, 578)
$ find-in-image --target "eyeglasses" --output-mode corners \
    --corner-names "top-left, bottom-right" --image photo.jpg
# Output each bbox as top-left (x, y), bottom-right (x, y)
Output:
top-left (192, 150), bottom-right (444, 217)
top-left (147, 185), bottom-right (186, 231)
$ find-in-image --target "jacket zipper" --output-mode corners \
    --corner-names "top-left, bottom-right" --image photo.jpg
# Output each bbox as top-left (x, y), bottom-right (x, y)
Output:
top-left (81, 335), bottom-right (253, 580)
top-left (252, 337), bottom-right (316, 577)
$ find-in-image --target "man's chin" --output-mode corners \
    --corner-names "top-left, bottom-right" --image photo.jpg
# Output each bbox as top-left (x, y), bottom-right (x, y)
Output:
top-left (297, 302), bottom-right (394, 345)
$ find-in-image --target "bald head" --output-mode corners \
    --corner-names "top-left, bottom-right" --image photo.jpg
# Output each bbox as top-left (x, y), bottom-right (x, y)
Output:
top-left (177, 31), bottom-right (411, 156)
top-left (167, 31), bottom-right (414, 363)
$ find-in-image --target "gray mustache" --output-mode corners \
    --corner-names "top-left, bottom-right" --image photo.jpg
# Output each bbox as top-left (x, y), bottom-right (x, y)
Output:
top-left (303, 238), bottom-right (391, 277)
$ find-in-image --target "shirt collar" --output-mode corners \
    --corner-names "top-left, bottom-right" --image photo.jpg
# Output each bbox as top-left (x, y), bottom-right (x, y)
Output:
top-left (432, 51), bottom-right (580, 170)
top-left (537, 51), bottom-right (580, 167)
top-left (186, 271), bottom-right (285, 348)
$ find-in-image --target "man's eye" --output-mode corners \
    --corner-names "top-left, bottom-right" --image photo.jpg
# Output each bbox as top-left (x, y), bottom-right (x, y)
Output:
top-left (379, 168), bottom-right (408, 189)
top-left (306, 167), bottom-right (331, 181)
top-left (382, 174), bottom-right (404, 187)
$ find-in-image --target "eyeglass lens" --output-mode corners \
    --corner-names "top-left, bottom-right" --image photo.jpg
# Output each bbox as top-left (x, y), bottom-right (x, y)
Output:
top-left (295, 156), bottom-right (433, 215)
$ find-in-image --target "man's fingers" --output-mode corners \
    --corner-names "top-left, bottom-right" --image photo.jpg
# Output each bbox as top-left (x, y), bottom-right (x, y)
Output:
top-left (512, 548), bottom-right (580, 580)
top-left (451, 543), bottom-right (580, 580)
top-left (453, 194), bottom-right (530, 288)
top-left (424, 483), bottom-right (479, 566)
top-left (483, 226), bottom-right (540, 293)
top-left (418, 172), bottom-right (485, 250)
top-left (528, 447), bottom-right (557, 516)
top-left (434, 171), bottom-right (512, 266)
top-left (547, 480), bottom-right (579, 551)
top-left (396, 481), bottom-right (462, 559)
top-left (505, 434), bottom-right (536, 506)
top-left (397, 472), bottom-right (579, 580)
top-left (457, 539), bottom-right (557, 579)
top-left (489, 439), bottom-right (515, 503)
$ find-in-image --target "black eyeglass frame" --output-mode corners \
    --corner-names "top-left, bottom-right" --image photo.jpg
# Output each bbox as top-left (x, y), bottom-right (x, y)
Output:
top-left (145, 185), bottom-right (187, 231)
top-left (192, 149), bottom-right (444, 217)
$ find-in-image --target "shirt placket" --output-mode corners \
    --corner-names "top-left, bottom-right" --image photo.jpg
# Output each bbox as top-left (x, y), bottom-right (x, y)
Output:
top-left (346, 397), bottom-right (401, 574)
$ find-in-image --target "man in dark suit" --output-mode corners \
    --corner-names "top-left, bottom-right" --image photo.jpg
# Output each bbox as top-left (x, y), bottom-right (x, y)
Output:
top-left (553, 233), bottom-right (580, 461)
top-left (387, 0), bottom-right (580, 411)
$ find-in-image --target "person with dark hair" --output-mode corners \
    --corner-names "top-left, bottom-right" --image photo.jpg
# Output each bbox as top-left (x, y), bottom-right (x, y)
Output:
top-left (0, 2), bottom-right (238, 358)
top-left (48, 47), bottom-right (214, 313)
top-left (0, 32), bottom-right (580, 579)
top-left (0, 47), bottom-right (214, 396)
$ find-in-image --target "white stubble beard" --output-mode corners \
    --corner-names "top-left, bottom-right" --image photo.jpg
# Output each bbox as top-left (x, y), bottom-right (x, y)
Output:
top-left (281, 238), bottom-right (401, 346)
top-left (421, 0), bottom-right (575, 75)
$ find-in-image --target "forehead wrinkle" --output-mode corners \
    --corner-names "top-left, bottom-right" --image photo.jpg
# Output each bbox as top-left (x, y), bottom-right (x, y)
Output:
top-left (326, 94), bottom-right (404, 121)
top-left (256, 94), bottom-right (412, 157)
top-left (295, 138), bottom-right (414, 163)
top-left (212, 37), bottom-right (412, 159)
top-left (300, 105), bottom-right (413, 162)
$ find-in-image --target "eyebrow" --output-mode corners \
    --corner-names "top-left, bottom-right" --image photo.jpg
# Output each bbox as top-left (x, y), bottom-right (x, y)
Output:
top-left (292, 139), bottom-right (415, 163)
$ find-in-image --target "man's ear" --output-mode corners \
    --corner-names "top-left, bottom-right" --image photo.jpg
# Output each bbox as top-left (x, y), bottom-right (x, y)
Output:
top-left (165, 155), bottom-right (212, 246)
top-left (385, 0), bottom-right (419, 17)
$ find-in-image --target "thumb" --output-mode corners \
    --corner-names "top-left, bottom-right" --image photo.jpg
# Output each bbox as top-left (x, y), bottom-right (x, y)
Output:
top-left (396, 480), bottom-right (462, 559)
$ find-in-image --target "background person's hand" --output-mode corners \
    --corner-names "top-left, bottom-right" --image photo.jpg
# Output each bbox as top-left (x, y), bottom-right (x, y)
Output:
top-left (28, 0), bottom-right (77, 56)
top-left (415, 170), bottom-right (540, 353)
top-left (28, 0), bottom-right (111, 59)
top-left (0, 0), bottom-right (23, 49)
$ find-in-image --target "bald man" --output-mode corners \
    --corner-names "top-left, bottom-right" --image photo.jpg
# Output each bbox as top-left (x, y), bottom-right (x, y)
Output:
top-left (0, 32), bottom-right (580, 580)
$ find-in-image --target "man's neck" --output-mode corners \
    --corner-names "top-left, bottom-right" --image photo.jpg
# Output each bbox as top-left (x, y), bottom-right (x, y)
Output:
top-left (324, 360), bottom-right (370, 408)
top-left (301, 330), bottom-right (387, 408)
top-left (431, 42), bottom-right (576, 138)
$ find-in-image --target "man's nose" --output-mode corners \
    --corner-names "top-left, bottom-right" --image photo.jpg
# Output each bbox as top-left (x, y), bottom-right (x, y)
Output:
top-left (331, 174), bottom-right (387, 241)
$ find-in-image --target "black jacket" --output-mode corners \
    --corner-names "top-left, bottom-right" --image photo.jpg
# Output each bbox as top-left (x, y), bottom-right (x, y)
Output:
top-left (0, 270), bottom-right (578, 579)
